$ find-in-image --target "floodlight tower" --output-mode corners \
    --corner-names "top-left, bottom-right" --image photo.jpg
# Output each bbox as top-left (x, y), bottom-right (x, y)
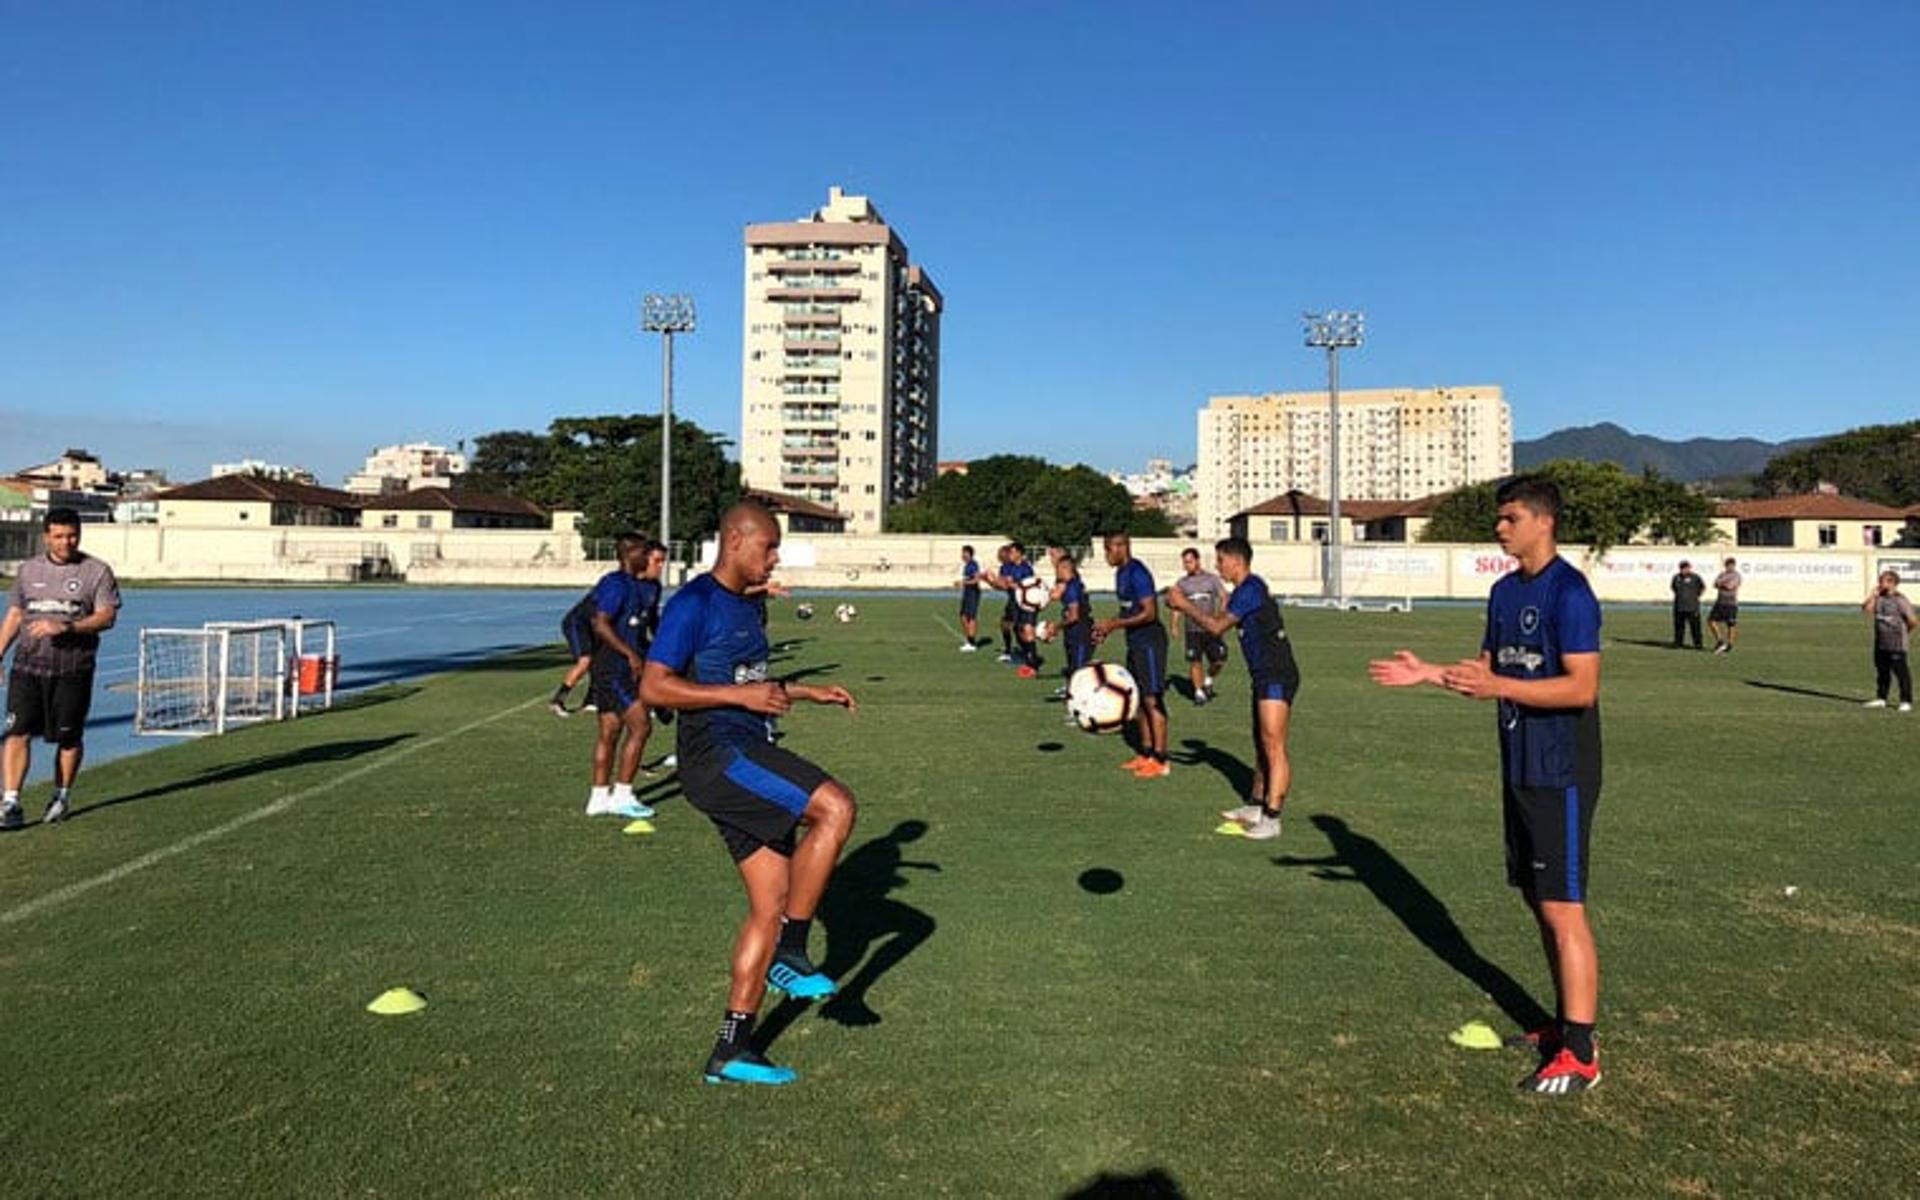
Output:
top-left (1303, 309), bottom-right (1365, 604)
top-left (642, 293), bottom-right (696, 560)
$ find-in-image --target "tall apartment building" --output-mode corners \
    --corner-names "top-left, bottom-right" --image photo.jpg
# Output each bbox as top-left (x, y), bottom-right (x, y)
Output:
top-left (1196, 385), bottom-right (1511, 538)
top-left (739, 187), bottom-right (941, 534)
top-left (344, 442), bottom-right (469, 496)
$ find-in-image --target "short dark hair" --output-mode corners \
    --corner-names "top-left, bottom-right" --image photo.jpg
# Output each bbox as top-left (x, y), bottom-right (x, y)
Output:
top-left (1494, 476), bottom-right (1562, 521)
top-left (43, 507), bottom-right (81, 530)
top-left (1181, 546), bottom-right (1200, 560)
top-left (1678, 560), bottom-right (1691, 569)
top-left (961, 544), bottom-right (974, 556)
top-left (616, 531), bottom-right (648, 554)
top-left (644, 539), bottom-right (667, 558)
top-left (1215, 536), bottom-right (1253, 564)
top-left (1008, 541), bottom-right (1025, 556)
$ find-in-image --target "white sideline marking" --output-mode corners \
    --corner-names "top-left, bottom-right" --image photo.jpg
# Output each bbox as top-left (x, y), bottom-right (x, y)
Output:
top-left (930, 613), bottom-right (963, 641)
top-left (0, 694), bottom-right (546, 927)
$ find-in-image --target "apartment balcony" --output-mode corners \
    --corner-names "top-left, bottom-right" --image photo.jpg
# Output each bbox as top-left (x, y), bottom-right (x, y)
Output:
top-left (767, 287), bottom-right (860, 303)
top-left (780, 407), bottom-right (839, 427)
top-left (779, 442), bottom-right (838, 458)
top-left (783, 336), bottom-right (841, 353)
top-left (768, 259), bottom-right (860, 275)
top-left (781, 468), bottom-right (839, 488)
top-left (781, 308), bottom-right (842, 327)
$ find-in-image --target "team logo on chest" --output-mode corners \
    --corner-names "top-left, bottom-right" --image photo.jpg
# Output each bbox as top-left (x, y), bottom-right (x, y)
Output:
top-left (66, 578), bottom-right (82, 594)
top-left (1519, 606), bottom-right (1540, 635)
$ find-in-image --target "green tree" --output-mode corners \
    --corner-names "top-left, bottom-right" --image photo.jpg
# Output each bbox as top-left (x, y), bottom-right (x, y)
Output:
top-left (1419, 481), bottom-right (1499, 543)
top-left (1759, 421), bottom-right (1920, 506)
top-left (888, 458), bottom-right (1172, 543)
top-left (1419, 461), bottom-right (1721, 551)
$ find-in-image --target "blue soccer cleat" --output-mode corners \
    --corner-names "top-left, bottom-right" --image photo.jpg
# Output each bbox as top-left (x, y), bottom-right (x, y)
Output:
top-left (766, 954), bottom-right (837, 1000)
top-left (613, 801), bottom-right (655, 820)
top-left (703, 1050), bottom-right (797, 1086)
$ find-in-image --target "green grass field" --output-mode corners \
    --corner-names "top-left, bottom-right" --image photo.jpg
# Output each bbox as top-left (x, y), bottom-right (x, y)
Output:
top-left (4, 598), bottom-right (1916, 1197)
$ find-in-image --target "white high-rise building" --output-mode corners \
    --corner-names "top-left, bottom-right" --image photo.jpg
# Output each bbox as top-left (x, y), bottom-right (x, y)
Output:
top-left (739, 187), bottom-right (941, 534)
top-left (344, 442), bottom-right (469, 496)
top-left (1196, 385), bottom-right (1512, 538)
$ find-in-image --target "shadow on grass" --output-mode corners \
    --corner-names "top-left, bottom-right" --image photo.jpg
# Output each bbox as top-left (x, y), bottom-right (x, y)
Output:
top-left (345, 645), bottom-right (539, 689)
top-left (1609, 636), bottom-right (1699, 651)
top-left (70, 734), bottom-right (415, 822)
top-left (775, 662), bottom-right (842, 686)
top-left (1171, 737), bottom-right (1253, 799)
top-left (1274, 814), bottom-right (1551, 1031)
top-left (756, 820), bottom-right (938, 1049)
top-left (1064, 1168), bottom-right (1185, 1198)
top-left (1746, 679), bottom-right (1858, 705)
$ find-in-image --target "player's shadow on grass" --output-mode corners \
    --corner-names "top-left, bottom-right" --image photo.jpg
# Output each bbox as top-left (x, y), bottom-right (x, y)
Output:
top-left (1064, 1169), bottom-right (1185, 1199)
top-left (1610, 636), bottom-right (1692, 650)
top-left (774, 662), bottom-right (842, 686)
top-left (69, 735), bottom-right (415, 822)
top-left (1745, 679), bottom-right (1858, 705)
top-left (1171, 738), bottom-right (1254, 799)
top-left (1274, 814), bottom-right (1551, 1032)
top-left (755, 819), bottom-right (939, 1048)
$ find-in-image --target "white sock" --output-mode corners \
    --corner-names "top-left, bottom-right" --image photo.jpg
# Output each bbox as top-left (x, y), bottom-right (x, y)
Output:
top-left (589, 785), bottom-right (610, 804)
top-left (611, 782), bottom-right (635, 801)
top-left (54, 786), bottom-right (70, 802)
top-left (2, 790), bottom-right (18, 808)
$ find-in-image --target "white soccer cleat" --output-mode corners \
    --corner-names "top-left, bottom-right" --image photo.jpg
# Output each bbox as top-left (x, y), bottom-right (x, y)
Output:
top-left (1864, 698), bottom-right (1888, 708)
top-left (1903, 703), bottom-right (1914, 713)
top-left (960, 642), bottom-right (977, 652)
top-left (1242, 814), bottom-right (1282, 841)
top-left (584, 789), bottom-right (623, 817)
top-left (1220, 804), bottom-right (1264, 825)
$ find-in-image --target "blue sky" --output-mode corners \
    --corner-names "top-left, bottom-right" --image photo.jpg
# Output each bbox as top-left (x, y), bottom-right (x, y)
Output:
top-left (3, 0), bottom-right (1916, 485)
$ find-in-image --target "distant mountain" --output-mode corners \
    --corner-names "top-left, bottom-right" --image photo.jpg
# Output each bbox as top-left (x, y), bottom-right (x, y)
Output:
top-left (1514, 422), bottom-right (1820, 483)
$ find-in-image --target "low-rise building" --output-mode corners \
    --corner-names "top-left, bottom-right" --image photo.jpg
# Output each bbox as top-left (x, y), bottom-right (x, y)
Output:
top-left (359, 489), bottom-right (555, 532)
top-left (155, 476), bottom-right (362, 527)
top-left (1713, 494), bottom-right (1910, 550)
top-left (1229, 490), bottom-right (1441, 547)
top-left (15, 449), bottom-right (108, 491)
top-left (745, 488), bottom-right (849, 535)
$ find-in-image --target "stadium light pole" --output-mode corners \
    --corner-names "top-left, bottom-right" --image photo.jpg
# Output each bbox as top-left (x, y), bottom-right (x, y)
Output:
top-left (642, 293), bottom-right (696, 563)
top-left (1303, 309), bottom-right (1365, 605)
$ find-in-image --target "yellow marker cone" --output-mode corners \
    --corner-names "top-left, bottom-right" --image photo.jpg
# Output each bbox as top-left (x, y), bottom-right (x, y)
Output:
top-left (1448, 1020), bottom-right (1502, 1050)
top-left (1213, 821), bottom-right (1247, 837)
top-left (623, 819), bottom-right (656, 836)
top-left (366, 987), bottom-right (427, 1016)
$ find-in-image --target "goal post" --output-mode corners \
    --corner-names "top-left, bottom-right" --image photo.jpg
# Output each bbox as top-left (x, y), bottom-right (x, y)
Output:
top-left (136, 623), bottom-right (288, 737)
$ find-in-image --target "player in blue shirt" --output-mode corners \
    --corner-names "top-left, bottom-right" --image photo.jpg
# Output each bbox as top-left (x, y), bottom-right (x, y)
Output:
top-left (1369, 477), bottom-right (1605, 1097)
top-left (954, 544), bottom-right (982, 652)
top-left (1166, 538), bottom-right (1300, 841)
top-left (983, 542), bottom-right (1041, 675)
top-left (1041, 553), bottom-right (1095, 703)
top-left (642, 503), bottom-right (858, 1087)
top-left (1094, 532), bottom-right (1171, 778)
top-left (550, 590), bottom-right (599, 716)
top-left (583, 536), bottom-right (666, 820)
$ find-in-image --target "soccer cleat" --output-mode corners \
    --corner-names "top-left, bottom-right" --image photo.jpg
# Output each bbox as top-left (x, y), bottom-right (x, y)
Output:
top-left (1131, 760), bottom-right (1171, 779)
top-left (1903, 703), bottom-right (1914, 713)
top-left (703, 1049), bottom-right (797, 1087)
top-left (767, 953), bottom-right (837, 1000)
top-left (1192, 691), bottom-right (1210, 706)
top-left (1520, 1047), bottom-right (1601, 1096)
top-left (1, 803), bottom-right (22, 832)
top-left (584, 791), bottom-right (652, 819)
top-left (614, 801), bottom-right (655, 820)
top-left (1241, 814), bottom-right (1282, 841)
top-left (1864, 698), bottom-right (1888, 708)
top-left (1220, 804), bottom-right (1264, 824)
top-left (43, 795), bottom-right (70, 825)
top-left (960, 642), bottom-right (977, 653)
top-left (549, 701), bottom-right (572, 718)
top-left (1119, 756), bottom-right (1153, 772)
top-left (662, 754), bottom-right (678, 768)
top-left (995, 652), bottom-right (1013, 664)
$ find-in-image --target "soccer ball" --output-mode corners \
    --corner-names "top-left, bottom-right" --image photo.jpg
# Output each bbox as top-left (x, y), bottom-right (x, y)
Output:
top-left (1017, 578), bottom-right (1051, 612)
top-left (1034, 619), bottom-right (1053, 642)
top-left (834, 603), bottom-right (858, 624)
top-left (795, 602), bottom-right (815, 621)
top-left (1067, 663), bottom-right (1139, 734)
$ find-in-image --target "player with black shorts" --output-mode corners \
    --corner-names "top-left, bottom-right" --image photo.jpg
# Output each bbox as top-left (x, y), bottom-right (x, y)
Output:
top-left (1042, 553), bottom-right (1095, 704)
top-left (1370, 476), bottom-right (1605, 1096)
top-left (983, 543), bottom-right (1041, 676)
top-left (581, 535), bottom-right (665, 820)
top-left (1167, 538), bottom-right (1299, 841)
top-left (642, 503), bottom-right (858, 1087)
top-left (550, 591), bottom-right (599, 715)
top-left (955, 545), bottom-right (982, 652)
top-left (1095, 532), bottom-right (1170, 778)
top-left (2, 507), bottom-right (121, 830)
top-left (1173, 547), bottom-right (1230, 704)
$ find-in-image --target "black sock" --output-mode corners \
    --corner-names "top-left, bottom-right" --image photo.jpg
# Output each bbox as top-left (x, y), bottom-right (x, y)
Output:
top-left (1562, 1021), bottom-right (1596, 1064)
top-left (1261, 803), bottom-right (1282, 819)
top-left (716, 1008), bottom-right (754, 1056)
top-left (1152, 751), bottom-right (1167, 764)
top-left (552, 682), bottom-right (570, 700)
top-left (778, 916), bottom-right (812, 956)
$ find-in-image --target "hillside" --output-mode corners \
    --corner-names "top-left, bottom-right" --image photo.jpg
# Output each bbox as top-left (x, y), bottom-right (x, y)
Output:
top-left (1514, 421), bottom-right (1818, 481)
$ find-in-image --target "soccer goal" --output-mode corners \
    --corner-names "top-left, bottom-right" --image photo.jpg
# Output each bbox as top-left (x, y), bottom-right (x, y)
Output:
top-left (135, 623), bottom-right (288, 737)
top-left (207, 618), bottom-right (338, 717)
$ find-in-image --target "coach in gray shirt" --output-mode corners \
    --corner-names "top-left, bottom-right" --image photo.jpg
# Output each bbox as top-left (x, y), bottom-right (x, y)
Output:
top-left (2, 507), bottom-right (121, 829)
top-left (1670, 560), bottom-right (1706, 650)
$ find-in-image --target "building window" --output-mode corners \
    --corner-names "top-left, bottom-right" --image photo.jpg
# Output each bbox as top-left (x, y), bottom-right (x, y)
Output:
top-left (1268, 521), bottom-right (1289, 542)
top-left (417, 515), bottom-right (433, 530)
top-left (1864, 524), bottom-right (1883, 547)
top-left (1817, 524), bottom-right (1837, 547)
top-left (382, 514), bottom-right (398, 528)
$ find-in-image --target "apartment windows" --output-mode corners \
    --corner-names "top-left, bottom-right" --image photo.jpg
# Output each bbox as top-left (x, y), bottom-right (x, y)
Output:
top-left (1818, 524), bottom-right (1838, 548)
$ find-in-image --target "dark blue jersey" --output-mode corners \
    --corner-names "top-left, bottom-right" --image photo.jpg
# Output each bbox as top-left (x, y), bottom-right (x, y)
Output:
top-left (1481, 556), bottom-right (1603, 788)
top-left (1060, 577), bottom-right (1092, 640)
top-left (591, 570), bottom-right (655, 657)
top-left (1115, 559), bottom-right (1161, 645)
top-left (647, 572), bottom-right (776, 754)
top-left (962, 560), bottom-right (980, 591)
top-left (1226, 574), bottom-right (1298, 683)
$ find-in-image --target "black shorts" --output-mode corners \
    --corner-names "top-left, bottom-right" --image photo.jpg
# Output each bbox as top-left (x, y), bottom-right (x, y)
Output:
top-left (679, 739), bottom-right (836, 862)
top-left (587, 652), bottom-right (641, 715)
top-left (1126, 626), bottom-right (1170, 698)
top-left (1185, 630), bottom-right (1228, 666)
top-left (1249, 672), bottom-right (1298, 707)
top-left (960, 588), bottom-right (981, 618)
top-left (1709, 602), bottom-right (1738, 626)
top-left (561, 612), bottom-right (594, 658)
top-left (1064, 631), bottom-right (1094, 673)
top-left (1503, 781), bottom-right (1599, 903)
top-left (5, 669), bottom-right (94, 747)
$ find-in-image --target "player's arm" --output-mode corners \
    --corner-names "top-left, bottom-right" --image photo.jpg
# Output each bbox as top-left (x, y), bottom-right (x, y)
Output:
top-left (67, 600), bottom-right (118, 636)
top-left (640, 660), bottom-right (791, 716)
top-left (1165, 586), bottom-right (1235, 637)
top-left (1368, 649), bottom-right (1452, 689)
top-left (1095, 592), bottom-right (1159, 638)
top-left (785, 682), bottom-right (856, 711)
top-left (0, 602), bottom-right (20, 659)
top-left (1443, 652), bottom-right (1601, 708)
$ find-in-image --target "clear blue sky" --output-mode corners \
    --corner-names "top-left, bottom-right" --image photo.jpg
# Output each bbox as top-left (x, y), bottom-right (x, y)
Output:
top-left (4, 0), bottom-right (1916, 485)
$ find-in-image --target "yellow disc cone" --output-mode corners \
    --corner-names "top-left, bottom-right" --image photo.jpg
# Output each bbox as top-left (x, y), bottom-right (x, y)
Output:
top-left (623, 819), bottom-right (656, 836)
top-left (1448, 1020), bottom-right (1503, 1050)
top-left (1213, 821), bottom-right (1248, 837)
top-left (366, 987), bottom-right (427, 1016)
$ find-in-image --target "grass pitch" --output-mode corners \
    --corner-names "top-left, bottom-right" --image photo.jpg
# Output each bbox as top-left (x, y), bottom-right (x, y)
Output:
top-left (3, 598), bottom-right (1916, 1196)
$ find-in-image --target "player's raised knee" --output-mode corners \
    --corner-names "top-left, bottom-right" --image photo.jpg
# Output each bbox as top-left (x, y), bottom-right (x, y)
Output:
top-left (805, 781), bottom-right (857, 833)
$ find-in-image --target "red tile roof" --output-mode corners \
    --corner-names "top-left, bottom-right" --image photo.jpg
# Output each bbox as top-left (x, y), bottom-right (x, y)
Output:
top-left (745, 488), bottom-right (846, 522)
top-left (1232, 490), bottom-right (1444, 522)
top-left (1714, 494), bottom-right (1908, 521)
top-left (360, 489), bottom-right (547, 518)
top-left (157, 475), bottom-right (361, 508)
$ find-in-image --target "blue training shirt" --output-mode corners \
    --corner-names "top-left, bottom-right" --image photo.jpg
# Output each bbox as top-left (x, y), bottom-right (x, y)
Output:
top-left (962, 560), bottom-right (980, 590)
top-left (1481, 556), bottom-right (1603, 788)
top-left (1115, 559), bottom-right (1160, 644)
top-left (1225, 573), bottom-right (1297, 682)
top-left (1060, 576), bottom-right (1092, 640)
top-left (647, 572), bottom-right (776, 754)
top-left (591, 570), bottom-right (654, 656)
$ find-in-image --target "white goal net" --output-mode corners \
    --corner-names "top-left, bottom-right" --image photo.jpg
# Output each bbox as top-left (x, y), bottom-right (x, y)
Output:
top-left (136, 624), bottom-right (288, 737)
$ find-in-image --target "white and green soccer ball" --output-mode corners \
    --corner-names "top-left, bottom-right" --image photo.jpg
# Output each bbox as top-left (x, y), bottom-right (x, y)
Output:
top-left (1067, 662), bottom-right (1139, 734)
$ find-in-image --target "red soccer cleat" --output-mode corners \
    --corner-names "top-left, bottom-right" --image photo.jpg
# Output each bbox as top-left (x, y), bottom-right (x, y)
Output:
top-left (1520, 1047), bottom-right (1601, 1096)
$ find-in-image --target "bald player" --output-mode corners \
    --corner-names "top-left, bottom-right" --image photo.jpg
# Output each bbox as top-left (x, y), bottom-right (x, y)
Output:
top-left (642, 503), bottom-right (860, 1087)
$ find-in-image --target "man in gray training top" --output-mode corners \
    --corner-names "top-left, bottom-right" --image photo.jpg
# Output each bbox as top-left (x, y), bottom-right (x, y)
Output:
top-left (1862, 570), bottom-right (1917, 712)
top-left (1173, 547), bottom-right (1231, 704)
top-left (2, 508), bottom-right (121, 829)
top-left (1709, 557), bottom-right (1742, 654)
top-left (1669, 560), bottom-right (1705, 650)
